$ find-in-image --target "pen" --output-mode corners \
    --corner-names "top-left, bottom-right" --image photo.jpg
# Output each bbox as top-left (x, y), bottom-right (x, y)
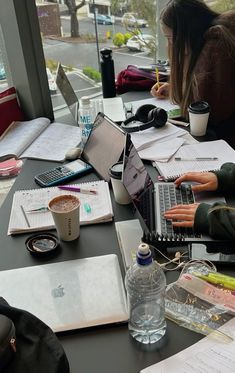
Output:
top-left (175, 157), bottom-right (218, 161)
top-left (26, 207), bottom-right (49, 213)
top-left (58, 185), bottom-right (97, 195)
top-left (20, 204), bottom-right (31, 227)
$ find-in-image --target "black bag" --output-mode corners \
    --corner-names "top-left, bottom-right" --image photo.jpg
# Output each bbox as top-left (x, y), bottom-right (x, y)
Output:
top-left (0, 297), bottom-right (70, 373)
top-left (0, 314), bottom-right (16, 371)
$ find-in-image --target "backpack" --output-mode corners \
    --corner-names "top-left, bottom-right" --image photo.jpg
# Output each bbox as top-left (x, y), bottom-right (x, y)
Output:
top-left (116, 65), bottom-right (159, 94)
top-left (0, 297), bottom-right (70, 373)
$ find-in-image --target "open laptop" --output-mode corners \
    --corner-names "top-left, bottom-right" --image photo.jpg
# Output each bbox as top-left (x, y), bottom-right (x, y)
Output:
top-left (122, 135), bottom-right (229, 248)
top-left (56, 63), bottom-right (126, 123)
top-left (0, 255), bottom-right (128, 332)
top-left (82, 112), bottom-right (126, 182)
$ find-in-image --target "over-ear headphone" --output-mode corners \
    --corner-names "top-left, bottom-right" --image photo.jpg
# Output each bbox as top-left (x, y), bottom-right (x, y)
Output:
top-left (122, 104), bottom-right (168, 133)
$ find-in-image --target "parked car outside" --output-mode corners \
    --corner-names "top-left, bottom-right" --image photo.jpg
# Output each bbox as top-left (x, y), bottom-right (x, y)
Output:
top-left (126, 34), bottom-right (155, 53)
top-left (122, 13), bottom-right (148, 28)
top-left (0, 62), bottom-right (6, 80)
top-left (95, 14), bottom-right (113, 25)
top-left (46, 68), bottom-right (57, 93)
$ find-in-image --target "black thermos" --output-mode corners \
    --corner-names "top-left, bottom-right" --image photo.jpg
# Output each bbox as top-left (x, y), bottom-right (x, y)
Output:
top-left (100, 48), bottom-right (116, 98)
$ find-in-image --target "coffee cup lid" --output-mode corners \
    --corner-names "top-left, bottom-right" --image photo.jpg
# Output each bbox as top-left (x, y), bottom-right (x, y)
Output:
top-left (109, 162), bottom-right (123, 180)
top-left (25, 233), bottom-right (60, 256)
top-left (188, 101), bottom-right (210, 114)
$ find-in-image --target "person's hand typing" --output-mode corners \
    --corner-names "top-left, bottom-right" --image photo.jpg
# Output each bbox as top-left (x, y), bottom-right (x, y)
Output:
top-left (164, 203), bottom-right (199, 228)
top-left (174, 171), bottom-right (218, 192)
top-left (150, 82), bottom-right (169, 99)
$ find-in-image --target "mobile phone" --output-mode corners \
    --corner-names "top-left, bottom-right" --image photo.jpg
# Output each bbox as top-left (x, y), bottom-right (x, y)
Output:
top-left (188, 243), bottom-right (235, 264)
top-left (34, 159), bottom-right (92, 187)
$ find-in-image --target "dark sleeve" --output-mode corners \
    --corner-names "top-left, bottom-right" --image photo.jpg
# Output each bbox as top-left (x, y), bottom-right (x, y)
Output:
top-left (194, 202), bottom-right (235, 240)
top-left (213, 162), bottom-right (235, 193)
top-left (193, 33), bottom-right (235, 125)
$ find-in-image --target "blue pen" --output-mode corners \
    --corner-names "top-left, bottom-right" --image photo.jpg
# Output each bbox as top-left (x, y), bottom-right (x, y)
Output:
top-left (84, 203), bottom-right (92, 213)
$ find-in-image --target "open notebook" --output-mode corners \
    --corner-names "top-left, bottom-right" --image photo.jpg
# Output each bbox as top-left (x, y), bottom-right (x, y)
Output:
top-left (154, 139), bottom-right (235, 181)
top-left (0, 255), bottom-right (128, 332)
top-left (8, 180), bottom-right (113, 235)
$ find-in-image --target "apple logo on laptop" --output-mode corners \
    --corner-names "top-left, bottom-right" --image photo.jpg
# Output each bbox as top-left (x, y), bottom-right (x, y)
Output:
top-left (51, 284), bottom-right (65, 298)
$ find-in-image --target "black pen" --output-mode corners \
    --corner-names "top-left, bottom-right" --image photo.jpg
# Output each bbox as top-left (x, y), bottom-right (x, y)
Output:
top-left (175, 157), bottom-right (218, 161)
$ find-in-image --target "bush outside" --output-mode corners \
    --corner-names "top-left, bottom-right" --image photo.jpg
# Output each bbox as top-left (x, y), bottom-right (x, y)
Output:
top-left (82, 66), bottom-right (101, 82)
top-left (113, 32), bottom-right (125, 47)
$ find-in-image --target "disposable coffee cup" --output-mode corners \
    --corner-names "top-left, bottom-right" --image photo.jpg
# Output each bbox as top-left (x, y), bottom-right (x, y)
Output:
top-left (48, 194), bottom-right (80, 241)
top-left (109, 162), bottom-right (131, 205)
top-left (188, 101), bottom-right (210, 136)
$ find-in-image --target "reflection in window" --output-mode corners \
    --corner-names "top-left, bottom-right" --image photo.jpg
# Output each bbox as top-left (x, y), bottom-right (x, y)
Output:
top-left (0, 24), bottom-right (11, 93)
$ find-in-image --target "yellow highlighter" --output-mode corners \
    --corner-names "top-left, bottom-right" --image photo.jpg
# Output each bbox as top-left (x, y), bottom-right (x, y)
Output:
top-left (197, 272), bottom-right (235, 291)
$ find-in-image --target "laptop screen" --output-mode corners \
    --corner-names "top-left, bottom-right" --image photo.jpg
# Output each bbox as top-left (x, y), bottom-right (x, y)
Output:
top-left (82, 113), bottom-right (126, 182)
top-left (122, 136), bottom-right (156, 233)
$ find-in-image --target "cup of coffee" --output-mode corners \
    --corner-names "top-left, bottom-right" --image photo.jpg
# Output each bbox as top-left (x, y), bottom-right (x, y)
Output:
top-left (188, 101), bottom-right (210, 136)
top-left (48, 195), bottom-right (80, 241)
top-left (109, 162), bottom-right (131, 205)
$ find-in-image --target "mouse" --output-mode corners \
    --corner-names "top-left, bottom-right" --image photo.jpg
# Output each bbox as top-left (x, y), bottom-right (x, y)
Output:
top-left (65, 147), bottom-right (82, 161)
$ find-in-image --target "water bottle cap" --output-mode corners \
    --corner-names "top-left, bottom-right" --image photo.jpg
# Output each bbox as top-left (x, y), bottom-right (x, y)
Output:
top-left (137, 243), bottom-right (152, 265)
top-left (80, 96), bottom-right (91, 106)
top-left (100, 48), bottom-right (113, 59)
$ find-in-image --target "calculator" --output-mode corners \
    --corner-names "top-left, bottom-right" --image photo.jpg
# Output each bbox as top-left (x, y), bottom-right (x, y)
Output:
top-left (34, 159), bottom-right (92, 187)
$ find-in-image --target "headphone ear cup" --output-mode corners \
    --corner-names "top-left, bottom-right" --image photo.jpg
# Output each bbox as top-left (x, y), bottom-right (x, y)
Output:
top-left (135, 104), bottom-right (157, 123)
top-left (149, 108), bottom-right (168, 128)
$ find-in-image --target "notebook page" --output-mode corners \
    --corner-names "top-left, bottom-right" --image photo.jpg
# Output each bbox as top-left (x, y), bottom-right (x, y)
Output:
top-left (21, 122), bottom-right (82, 162)
top-left (8, 180), bottom-right (113, 234)
top-left (154, 140), bottom-right (235, 180)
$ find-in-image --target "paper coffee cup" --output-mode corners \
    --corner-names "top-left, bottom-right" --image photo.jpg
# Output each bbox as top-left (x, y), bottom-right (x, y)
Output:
top-left (109, 162), bottom-right (131, 205)
top-left (48, 195), bottom-right (80, 241)
top-left (188, 101), bottom-right (210, 136)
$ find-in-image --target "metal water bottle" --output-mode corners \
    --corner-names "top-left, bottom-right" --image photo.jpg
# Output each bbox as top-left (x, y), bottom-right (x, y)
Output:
top-left (100, 48), bottom-right (116, 98)
top-left (125, 243), bottom-right (166, 344)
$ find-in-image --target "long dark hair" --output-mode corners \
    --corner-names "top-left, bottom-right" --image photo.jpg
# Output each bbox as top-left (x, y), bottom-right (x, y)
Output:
top-left (161, 0), bottom-right (219, 117)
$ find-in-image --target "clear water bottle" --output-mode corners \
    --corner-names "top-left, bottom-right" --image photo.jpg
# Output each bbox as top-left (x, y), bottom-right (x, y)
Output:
top-left (125, 243), bottom-right (166, 344)
top-left (100, 48), bottom-right (116, 98)
top-left (78, 96), bottom-right (95, 148)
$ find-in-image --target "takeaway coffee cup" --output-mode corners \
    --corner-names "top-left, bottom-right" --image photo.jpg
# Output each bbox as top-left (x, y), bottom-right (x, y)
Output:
top-left (188, 101), bottom-right (210, 136)
top-left (48, 194), bottom-right (80, 241)
top-left (109, 162), bottom-right (131, 205)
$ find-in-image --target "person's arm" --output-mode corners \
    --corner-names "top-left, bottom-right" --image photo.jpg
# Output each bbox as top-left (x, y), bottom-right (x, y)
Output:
top-left (150, 82), bottom-right (169, 99)
top-left (213, 162), bottom-right (235, 194)
top-left (195, 202), bottom-right (235, 240)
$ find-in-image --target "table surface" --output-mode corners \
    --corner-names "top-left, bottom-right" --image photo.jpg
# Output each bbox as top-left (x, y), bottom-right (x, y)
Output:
top-left (1, 92), bottom-right (234, 372)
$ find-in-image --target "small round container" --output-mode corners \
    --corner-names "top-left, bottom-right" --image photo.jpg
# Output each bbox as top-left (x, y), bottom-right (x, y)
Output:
top-left (109, 162), bottom-right (131, 205)
top-left (25, 233), bottom-right (59, 257)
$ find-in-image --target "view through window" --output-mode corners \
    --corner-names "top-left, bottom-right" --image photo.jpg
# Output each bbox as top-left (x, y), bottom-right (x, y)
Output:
top-left (36, 0), bottom-right (164, 119)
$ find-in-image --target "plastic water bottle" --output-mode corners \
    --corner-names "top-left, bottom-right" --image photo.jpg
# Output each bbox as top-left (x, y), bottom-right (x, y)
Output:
top-left (78, 96), bottom-right (95, 147)
top-left (100, 48), bottom-right (116, 98)
top-left (125, 243), bottom-right (166, 344)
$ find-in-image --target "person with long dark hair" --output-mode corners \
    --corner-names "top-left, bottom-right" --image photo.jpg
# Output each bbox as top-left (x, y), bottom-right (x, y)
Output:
top-left (151, 0), bottom-right (235, 146)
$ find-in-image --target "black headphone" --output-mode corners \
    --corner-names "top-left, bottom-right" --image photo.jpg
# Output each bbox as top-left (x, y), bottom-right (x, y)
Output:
top-left (121, 104), bottom-right (168, 133)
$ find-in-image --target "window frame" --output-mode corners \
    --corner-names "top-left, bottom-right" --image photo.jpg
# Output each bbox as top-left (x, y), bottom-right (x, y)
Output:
top-left (0, 0), bottom-right (54, 121)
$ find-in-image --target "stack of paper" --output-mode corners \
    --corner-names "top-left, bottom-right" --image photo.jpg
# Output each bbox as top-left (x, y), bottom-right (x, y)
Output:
top-left (8, 180), bottom-right (113, 235)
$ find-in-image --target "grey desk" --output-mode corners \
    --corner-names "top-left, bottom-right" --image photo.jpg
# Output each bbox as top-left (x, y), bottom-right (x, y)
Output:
top-left (0, 159), bottom-right (206, 373)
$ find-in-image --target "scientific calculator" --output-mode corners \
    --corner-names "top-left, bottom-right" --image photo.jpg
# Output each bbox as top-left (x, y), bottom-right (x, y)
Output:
top-left (34, 159), bottom-right (92, 187)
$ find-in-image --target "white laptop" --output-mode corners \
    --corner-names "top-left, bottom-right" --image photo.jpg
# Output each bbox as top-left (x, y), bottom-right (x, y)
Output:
top-left (56, 63), bottom-right (126, 123)
top-left (0, 254), bottom-right (128, 332)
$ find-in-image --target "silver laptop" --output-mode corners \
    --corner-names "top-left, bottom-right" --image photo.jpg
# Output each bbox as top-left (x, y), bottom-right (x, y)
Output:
top-left (122, 136), bottom-right (227, 245)
top-left (56, 63), bottom-right (126, 123)
top-left (0, 255), bottom-right (128, 332)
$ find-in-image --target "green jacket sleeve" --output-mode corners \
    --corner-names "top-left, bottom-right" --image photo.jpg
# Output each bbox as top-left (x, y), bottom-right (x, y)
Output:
top-left (194, 202), bottom-right (235, 240)
top-left (213, 162), bottom-right (235, 194)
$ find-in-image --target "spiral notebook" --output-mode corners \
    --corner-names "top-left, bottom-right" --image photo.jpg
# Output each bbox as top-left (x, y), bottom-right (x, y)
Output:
top-left (8, 180), bottom-right (113, 235)
top-left (153, 140), bottom-right (235, 181)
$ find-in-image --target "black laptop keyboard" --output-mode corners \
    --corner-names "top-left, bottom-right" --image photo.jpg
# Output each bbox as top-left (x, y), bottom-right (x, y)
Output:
top-left (158, 183), bottom-right (196, 237)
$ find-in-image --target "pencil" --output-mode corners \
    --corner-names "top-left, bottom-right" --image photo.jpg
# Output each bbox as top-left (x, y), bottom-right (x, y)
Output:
top-left (20, 204), bottom-right (31, 227)
top-left (155, 67), bottom-right (160, 90)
